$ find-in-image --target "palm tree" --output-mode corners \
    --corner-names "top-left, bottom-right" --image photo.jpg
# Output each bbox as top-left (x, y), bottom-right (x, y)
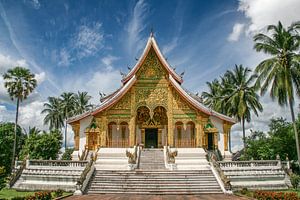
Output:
top-left (202, 79), bottom-right (224, 112)
top-left (41, 97), bottom-right (64, 130)
top-left (253, 21), bottom-right (300, 162)
top-left (60, 92), bottom-right (75, 149)
top-left (3, 66), bottom-right (37, 170)
top-left (224, 65), bottom-right (263, 149)
top-left (74, 91), bottom-right (93, 114)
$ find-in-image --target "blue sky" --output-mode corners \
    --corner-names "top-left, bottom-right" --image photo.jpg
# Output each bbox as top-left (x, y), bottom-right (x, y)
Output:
top-left (0, 0), bottom-right (299, 151)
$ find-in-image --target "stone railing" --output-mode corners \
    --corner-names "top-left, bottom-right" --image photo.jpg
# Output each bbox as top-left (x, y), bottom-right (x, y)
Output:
top-left (74, 158), bottom-right (95, 195)
top-left (218, 160), bottom-right (280, 168)
top-left (164, 146), bottom-right (177, 170)
top-left (210, 155), bottom-right (231, 193)
top-left (126, 145), bottom-right (140, 170)
top-left (27, 160), bottom-right (88, 168)
top-left (9, 158), bottom-right (27, 188)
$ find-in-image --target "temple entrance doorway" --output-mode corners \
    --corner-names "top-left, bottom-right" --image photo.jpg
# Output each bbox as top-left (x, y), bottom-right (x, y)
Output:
top-left (145, 128), bottom-right (158, 148)
top-left (207, 133), bottom-right (214, 150)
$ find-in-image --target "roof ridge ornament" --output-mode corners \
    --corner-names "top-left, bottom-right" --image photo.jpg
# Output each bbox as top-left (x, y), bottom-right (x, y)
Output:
top-left (150, 27), bottom-right (154, 38)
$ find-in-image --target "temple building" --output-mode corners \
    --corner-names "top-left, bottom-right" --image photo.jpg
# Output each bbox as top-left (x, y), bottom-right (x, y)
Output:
top-left (68, 34), bottom-right (236, 158)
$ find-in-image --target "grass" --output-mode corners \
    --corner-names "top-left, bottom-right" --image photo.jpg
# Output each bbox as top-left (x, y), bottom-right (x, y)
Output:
top-left (0, 188), bottom-right (71, 200)
top-left (0, 188), bottom-right (35, 199)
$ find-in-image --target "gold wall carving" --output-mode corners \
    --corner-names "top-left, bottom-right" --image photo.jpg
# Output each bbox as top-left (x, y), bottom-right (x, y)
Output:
top-left (135, 87), bottom-right (168, 109)
top-left (111, 92), bottom-right (131, 110)
top-left (137, 48), bottom-right (166, 80)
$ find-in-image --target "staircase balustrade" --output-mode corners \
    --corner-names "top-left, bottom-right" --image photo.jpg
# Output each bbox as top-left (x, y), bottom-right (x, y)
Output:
top-left (209, 155), bottom-right (231, 192)
top-left (9, 158), bottom-right (27, 188)
top-left (164, 146), bottom-right (177, 170)
top-left (218, 160), bottom-right (280, 168)
top-left (74, 156), bottom-right (95, 195)
top-left (126, 145), bottom-right (140, 170)
top-left (28, 160), bottom-right (88, 168)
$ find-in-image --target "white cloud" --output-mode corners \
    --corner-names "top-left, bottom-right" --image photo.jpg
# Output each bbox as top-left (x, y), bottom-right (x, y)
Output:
top-left (73, 22), bottom-right (104, 59)
top-left (0, 54), bottom-right (28, 73)
top-left (0, 105), bottom-right (13, 122)
top-left (162, 37), bottom-right (179, 55)
top-left (63, 68), bottom-right (121, 105)
top-left (0, 100), bottom-right (47, 130)
top-left (35, 72), bottom-right (46, 84)
top-left (126, 0), bottom-right (149, 56)
top-left (58, 22), bottom-right (104, 66)
top-left (227, 23), bottom-right (245, 42)
top-left (238, 0), bottom-right (300, 33)
top-left (58, 48), bottom-right (71, 67)
top-left (101, 55), bottom-right (119, 70)
top-left (19, 100), bottom-right (47, 130)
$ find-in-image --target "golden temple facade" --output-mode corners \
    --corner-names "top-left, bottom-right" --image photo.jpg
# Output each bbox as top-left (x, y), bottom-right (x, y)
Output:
top-left (68, 35), bottom-right (235, 153)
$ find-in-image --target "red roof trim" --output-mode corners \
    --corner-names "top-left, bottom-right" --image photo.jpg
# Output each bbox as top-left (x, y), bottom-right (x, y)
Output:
top-left (122, 36), bottom-right (183, 84)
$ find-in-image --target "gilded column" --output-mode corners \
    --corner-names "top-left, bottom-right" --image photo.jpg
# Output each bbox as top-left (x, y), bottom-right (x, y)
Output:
top-left (223, 123), bottom-right (232, 151)
top-left (201, 117), bottom-right (209, 148)
top-left (97, 116), bottom-right (107, 147)
top-left (158, 129), bottom-right (162, 147)
top-left (141, 129), bottom-right (145, 145)
top-left (71, 124), bottom-right (80, 150)
top-left (167, 87), bottom-right (174, 146)
top-left (195, 115), bottom-right (202, 147)
top-left (129, 88), bottom-right (136, 146)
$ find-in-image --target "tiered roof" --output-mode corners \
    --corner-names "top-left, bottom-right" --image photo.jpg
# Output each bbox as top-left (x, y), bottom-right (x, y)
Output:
top-left (68, 35), bottom-right (236, 124)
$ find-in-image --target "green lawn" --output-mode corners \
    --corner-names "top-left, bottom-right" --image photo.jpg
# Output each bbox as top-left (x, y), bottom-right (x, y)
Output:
top-left (0, 188), bottom-right (35, 199)
top-left (0, 188), bottom-right (72, 200)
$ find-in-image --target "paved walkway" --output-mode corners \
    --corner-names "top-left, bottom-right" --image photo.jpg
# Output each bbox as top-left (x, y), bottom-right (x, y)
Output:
top-left (66, 194), bottom-right (251, 200)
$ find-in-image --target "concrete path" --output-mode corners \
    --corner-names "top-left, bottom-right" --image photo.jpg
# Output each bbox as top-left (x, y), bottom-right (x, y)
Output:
top-left (66, 194), bottom-right (251, 200)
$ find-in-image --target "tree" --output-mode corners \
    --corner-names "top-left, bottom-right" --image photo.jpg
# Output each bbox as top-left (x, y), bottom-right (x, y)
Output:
top-left (74, 91), bottom-right (93, 115)
top-left (20, 129), bottom-right (63, 160)
top-left (224, 65), bottom-right (263, 148)
top-left (60, 92), bottom-right (75, 150)
top-left (243, 117), bottom-right (297, 161)
top-left (3, 67), bottom-right (37, 171)
top-left (0, 122), bottom-right (26, 174)
top-left (42, 97), bottom-right (64, 130)
top-left (202, 65), bottom-right (263, 149)
top-left (253, 21), bottom-right (300, 162)
top-left (202, 79), bottom-right (224, 112)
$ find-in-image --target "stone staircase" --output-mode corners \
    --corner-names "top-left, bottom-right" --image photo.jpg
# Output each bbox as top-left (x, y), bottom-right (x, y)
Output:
top-left (87, 148), bottom-right (223, 194)
top-left (12, 160), bottom-right (88, 192)
top-left (219, 160), bottom-right (290, 190)
top-left (139, 149), bottom-right (165, 170)
top-left (175, 148), bottom-right (211, 170)
top-left (95, 148), bottom-right (128, 170)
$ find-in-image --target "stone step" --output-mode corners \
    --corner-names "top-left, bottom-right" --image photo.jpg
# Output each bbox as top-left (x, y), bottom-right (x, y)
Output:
top-left (90, 182), bottom-right (219, 186)
top-left (87, 190), bottom-right (223, 195)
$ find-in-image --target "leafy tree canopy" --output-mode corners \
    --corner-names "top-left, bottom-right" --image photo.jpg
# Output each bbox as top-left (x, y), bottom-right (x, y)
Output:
top-left (242, 117), bottom-right (298, 161)
top-left (20, 129), bottom-right (63, 160)
top-left (0, 122), bottom-right (26, 175)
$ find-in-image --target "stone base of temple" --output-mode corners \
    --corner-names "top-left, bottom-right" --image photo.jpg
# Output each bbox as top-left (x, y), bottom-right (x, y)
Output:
top-left (11, 148), bottom-right (291, 194)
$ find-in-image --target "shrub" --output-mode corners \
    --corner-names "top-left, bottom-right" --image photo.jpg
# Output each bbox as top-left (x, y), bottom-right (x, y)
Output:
top-left (254, 190), bottom-right (299, 200)
top-left (290, 173), bottom-right (300, 189)
top-left (0, 166), bottom-right (6, 190)
top-left (25, 191), bottom-right (52, 200)
top-left (61, 148), bottom-right (74, 160)
top-left (11, 197), bottom-right (25, 200)
top-left (53, 189), bottom-right (64, 197)
top-left (240, 187), bottom-right (248, 195)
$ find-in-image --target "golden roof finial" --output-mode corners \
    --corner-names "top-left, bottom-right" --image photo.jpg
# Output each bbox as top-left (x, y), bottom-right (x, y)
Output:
top-left (150, 27), bottom-right (154, 37)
